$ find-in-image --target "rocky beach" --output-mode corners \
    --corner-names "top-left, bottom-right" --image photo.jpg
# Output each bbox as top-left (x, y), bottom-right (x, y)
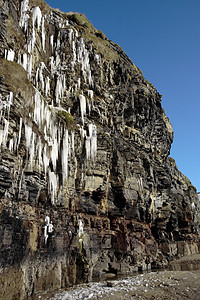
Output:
top-left (27, 254), bottom-right (200, 299)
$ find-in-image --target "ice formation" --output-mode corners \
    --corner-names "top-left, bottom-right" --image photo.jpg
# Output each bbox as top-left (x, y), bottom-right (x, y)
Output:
top-left (85, 124), bottom-right (97, 161)
top-left (62, 129), bottom-right (69, 185)
top-left (44, 216), bottom-right (53, 244)
top-left (88, 90), bottom-right (93, 100)
top-left (49, 171), bottom-right (57, 204)
top-left (0, 92), bottom-right (13, 149)
top-left (19, 0), bottom-right (29, 32)
top-left (68, 29), bottom-right (73, 44)
top-left (44, 224), bottom-right (48, 244)
top-left (32, 6), bottom-right (42, 31)
top-left (17, 117), bottom-right (23, 150)
top-left (41, 17), bottom-right (46, 51)
top-left (5, 49), bottom-right (15, 61)
top-left (55, 74), bottom-right (66, 105)
top-left (79, 95), bottom-right (86, 123)
top-left (1, 7), bottom-right (99, 207)
top-left (78, 220), bottom-right (84, 238)
top-left (25, 6), bottom-right (43, 54)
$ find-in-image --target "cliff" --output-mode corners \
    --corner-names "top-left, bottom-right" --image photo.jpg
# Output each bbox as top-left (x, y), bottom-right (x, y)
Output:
top-left (0, 0), bottom-right (200, 298)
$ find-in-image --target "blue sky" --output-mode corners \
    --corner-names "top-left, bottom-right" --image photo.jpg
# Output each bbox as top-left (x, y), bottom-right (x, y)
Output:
top-left (45, 0), bottom-right (200, 192)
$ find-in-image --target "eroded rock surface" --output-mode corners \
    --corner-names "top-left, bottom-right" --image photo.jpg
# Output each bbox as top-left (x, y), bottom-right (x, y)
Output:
top-left (0, 0), bottom-right (200, 298)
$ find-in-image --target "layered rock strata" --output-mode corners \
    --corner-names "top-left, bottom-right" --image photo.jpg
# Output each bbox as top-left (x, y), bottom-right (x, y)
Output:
top-left (0, 0), bottom-right (199, 298)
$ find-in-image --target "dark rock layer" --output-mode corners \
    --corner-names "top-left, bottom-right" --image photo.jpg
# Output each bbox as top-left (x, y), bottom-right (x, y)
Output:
top-left (0, 0), bottom-right (199, 298)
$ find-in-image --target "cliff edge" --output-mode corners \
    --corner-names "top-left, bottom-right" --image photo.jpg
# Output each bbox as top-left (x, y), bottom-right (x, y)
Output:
top-left (0, 0), bottom-right (200, 298)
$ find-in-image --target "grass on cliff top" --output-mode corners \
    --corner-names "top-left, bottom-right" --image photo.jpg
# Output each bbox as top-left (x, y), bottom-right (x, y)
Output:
top-left (0, 59), bottom-right (34, 98)
top-left (29, 0), bottom-right (51, 13)
top-left (66, 13), bottom-right (120, 61)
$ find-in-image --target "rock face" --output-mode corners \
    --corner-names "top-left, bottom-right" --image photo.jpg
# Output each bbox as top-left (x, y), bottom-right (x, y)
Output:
top-left (0, 0), bottom-right (199, 298)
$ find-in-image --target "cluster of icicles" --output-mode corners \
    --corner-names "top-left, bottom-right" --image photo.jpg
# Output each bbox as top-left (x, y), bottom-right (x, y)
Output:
top-left (1, 0), bottom-right (98, 204)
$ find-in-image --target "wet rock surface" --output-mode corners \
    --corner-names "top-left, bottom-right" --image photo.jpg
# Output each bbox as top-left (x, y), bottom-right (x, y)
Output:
top-left (0, 0), bottom-right (200, 298)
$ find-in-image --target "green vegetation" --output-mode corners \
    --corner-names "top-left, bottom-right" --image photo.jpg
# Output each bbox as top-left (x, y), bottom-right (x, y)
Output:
top-left (70, 13), bottom-right (86, 26)
top-left (5, 13), bottom-right (25, 50)
top-left (29, 0), bottom-right (51, 13)
top-left (131, 64), bottom-right (144, 77)
top-left (131, 65), bottom-right (136, 71)
top-left (137, 66), bottom-right (143, 76)
top-left (82, 31), bottom-right (119, 61)
top-left (95, 30), bottom-right (106, 40)
top-left (69, 13), bottom-right (95, 33)
top-left (56, 110), bottom-right (76, 130)
top-left (0, 58), bottom-right (34, 97)
top-left (66, 13), bottom-right (119, 61)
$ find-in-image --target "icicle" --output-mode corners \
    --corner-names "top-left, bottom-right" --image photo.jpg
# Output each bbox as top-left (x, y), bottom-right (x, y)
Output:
top-left (68, 28), bottom-right (73, 44)
top-left (85, 124), bottom-right (97, 161)
top-left (33, 90), bottom-right (47, 129)
top-left (27, 55), bottom-right (32, 78)
top-left (45, 216), bottom-right (50, 225)
top-left (56, 32), bottom-right (61, 49)
top-left (3, 119), bottom-right (9, 142)
top-left (35, 68), bottom-right (39, 88)
top-left (44, 224), bottom-right (48, 244)
top-left (88, 90), bottom-right (93, 100)
top-left (26, 6), bottom-right (42, 54)
top-left (55, 52), bottom-right (61, 66)
top-left (45, 77), bottom-right (50, 96)
top-left (41, 17), bottom-right (45, 51)
top-left (9, 138), bottom-right (14, 152)
top-left (76, 37), bottom-right (93, 85)
top-left (49, 170), bottom-right (57, 204)
top-left (62, 129), bottom-right (69, 184)
top-left (51, 134), bottom-right (58, 172)
top-left (43, 145), bottom-right (49, 177)
top-left (80, 127), bottom-right (86, 138)
top-left (78, 78), bottom-right (81, 89)
top-left (71, 131), bottom-right (74, 153)
top-left (6, 49), bottom-right (15, 61)
top-left (94, 54), bottom-right (100, 64)
top-left (9, 133), bottom-right (17, 152)
top-left (34, 91), bottom-right (42, 126)
top-left (85, 135), bottom-right (90, 160)
top-left (21, 53), bottom-right (28, 71)
top-left (87, 99), bottom-right (91, 115)
top-left (50, 35), bottom-right (54, 50)
top-left (39, 62), bottom-right (45, 91)
top-left (19, 0), bottom-right (29, 32)
top-left (44, 104), bottom-right (51, 133)
top-left (90, 124), bottom-right (97, 160)
top-left (29, 131), bottom-right (35, 168)
top-left (37, 137), bottom-right (42, 167)
top-left (55, 74), bottom-right (65, 105)
top-left (32, 6), bottom-right (42, 30)
top-left (79, 95), bottom-right (86, 124)
top-left (25, 124), bottom-right (32, 151)
top-left (78, 220), bottom-right (84, 237)
top-left (7, 92), bottom-right (13, 118)
top-left (71, 40), bottom-right (76, 69)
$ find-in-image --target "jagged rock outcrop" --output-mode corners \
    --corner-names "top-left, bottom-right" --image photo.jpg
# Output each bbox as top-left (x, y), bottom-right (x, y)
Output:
top-left (0, 0), bottom-right (200, 298)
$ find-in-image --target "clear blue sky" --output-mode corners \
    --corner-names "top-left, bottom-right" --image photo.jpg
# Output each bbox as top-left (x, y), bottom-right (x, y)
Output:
top-left (45, 0), bottom-right (200, 192)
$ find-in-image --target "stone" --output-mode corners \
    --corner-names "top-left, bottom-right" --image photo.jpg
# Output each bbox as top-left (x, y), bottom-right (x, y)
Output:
top-left (0, 0), bottom-right (199, 298)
